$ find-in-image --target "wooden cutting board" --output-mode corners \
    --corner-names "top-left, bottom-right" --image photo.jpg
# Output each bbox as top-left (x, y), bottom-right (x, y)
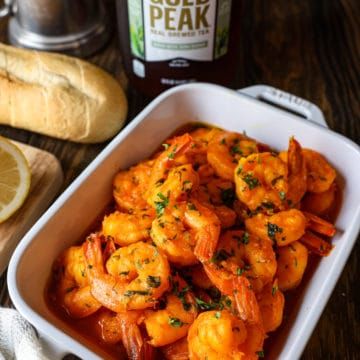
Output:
top-left (0, 140), bottom-right (63, 275)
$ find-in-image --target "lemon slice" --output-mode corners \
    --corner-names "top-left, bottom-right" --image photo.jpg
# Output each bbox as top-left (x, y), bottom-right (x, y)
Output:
top-left (0, 136), bottom-right (31, 223)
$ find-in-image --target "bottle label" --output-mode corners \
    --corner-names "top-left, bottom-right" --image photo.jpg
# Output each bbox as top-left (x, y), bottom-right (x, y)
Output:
top-left (127, 0), bottom-right (232, 62)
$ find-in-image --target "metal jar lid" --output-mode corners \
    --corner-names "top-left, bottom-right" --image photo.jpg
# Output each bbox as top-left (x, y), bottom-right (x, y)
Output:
top-left (1, 0), bottom-right (110, 57)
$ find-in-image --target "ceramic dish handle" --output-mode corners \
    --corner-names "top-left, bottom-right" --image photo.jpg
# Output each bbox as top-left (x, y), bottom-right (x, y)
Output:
top-left (238, 85), bottom-right (328, 128)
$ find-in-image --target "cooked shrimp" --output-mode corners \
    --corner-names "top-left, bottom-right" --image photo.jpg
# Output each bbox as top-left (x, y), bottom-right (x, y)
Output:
top-left (257, 279), bottom-right (284, 333)
top-left (245, 209), bottom-right (307, 247)
top-left (209, 230), bottom-right (277, 293)
top-left (299, 212), bottom-right (335, 256)
top-left (301, 182), bottom-right (337, 216)
top-left (117, 311), bottom-right (155, 360)
top-left (213, 205), bottom-right (237, 228)
top-left (193, 184), bottom-right (237, 228)
top-left (84, 235), bottom-right (170, 311)
top-left (102, 208), bottom-right (155, 246)
top-left (303, 149), bottom-right (336, 193)
top-left (303, 211), bottom-right (336, 237)
top-left (190, 127), bottom-right (222, 146)
top-left (96, 309), bottom-right (123, 344)
top-left (52, 246), bottom-right (101, 318)
top-left (208, 131), bottom-right (259, 181)
top-left (276, 241), bottom-right (308, 291)
top-left (186, 264), bottom-right (214, 290)
top-left (204, 263), bottom-right (261, 325)
top-left (150, 199), bottom-right (221, 266)
top-left (148, 164), bottom-right (199, 209)
top-left (245, 209), bottom-right (336, 255)
top-left (144, 276), bottom-right (197, 347)
top-left (206, 178), bottom-right (236, 207)
top-left (282, 137), bottom-right (307, 206)
top-left (178, 127), bottom-right (221, 167)
top-left (161, 337), bottom-right (189, 360)
top-left (300, 231), bottom-right (333, 256)
top-left (188, 310), bottom-right (265, 360)
top-left (146, 134), bottom-right (194, 204)
top-left (113, 160), bottom-right (153, 212)
top-left (235, 152), bottom-right (288, 211)
top-left (197, 163), bottom-right (216, 184)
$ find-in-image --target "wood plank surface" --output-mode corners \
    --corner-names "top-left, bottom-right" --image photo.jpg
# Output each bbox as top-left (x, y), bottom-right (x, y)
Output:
top-left (0, 141), bottom-right (63, 275)
top-left (0, 0), bottom-right (359, 359)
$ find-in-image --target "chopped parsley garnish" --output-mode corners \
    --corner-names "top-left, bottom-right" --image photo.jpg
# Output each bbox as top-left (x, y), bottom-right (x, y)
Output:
top-left (272, 285), bottom-right (278, 296)
top-left (236, 265), bottom-right (251, 276)
top-left (256, 350), bottom-right (265, 358)
top-left (147, 275), bottom-right (161, 288)
top-left (279, 191), bottom-right (286, 200)
top-left (242, 174), bottom-right (260, 190)
top-left (230, 145), bottom-right (243, 156)
top-left (236, 267), bottom-right (245, 276)
top-left (220, 188), bottom-right (235, 207)
top-left (236, 165), bottom-right (243, 175)
top-left (195, 297), bottom-right (216, 310)
top-left (267, 222), bottom-right (283, 240)
top-left (124, 290), bottom-right (150, 297)
top-left (187, 202), bottom-right (197, 211)
top-left (155, 192), bottom-right (169, 216)
top-left (223, 297), bottom-right (232, 308)
top-left (234, 232), bottom-right (250, 245)
top-left (220, 138), bottom-right (226, 145)
top-left (262, 201), bottom-right (274, 209)
top-left (195, 296), bottom-right (232, 311)
top-left (211, 249), bottom-right (233, 263)
top-left (168, 317), bottom-right (185, 327)
top-left (162, 143), bottom-right (170, 150)
top-left (214, 311), bottom-right (221, 319)
top-left (171, 279), bottom-right (191, 311)
top-left (182, 180), bottom-right (192, 192)
top-left (168, 145), bottom-right (178, 159)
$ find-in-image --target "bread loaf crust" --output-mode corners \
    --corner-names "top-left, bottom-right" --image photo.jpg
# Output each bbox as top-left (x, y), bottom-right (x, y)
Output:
top-left (0, 43), bottom-right (128, 143)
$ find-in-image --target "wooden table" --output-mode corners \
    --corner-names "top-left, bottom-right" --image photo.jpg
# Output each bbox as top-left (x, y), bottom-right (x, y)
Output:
top-left (0, 1), bottom-right (359, 358)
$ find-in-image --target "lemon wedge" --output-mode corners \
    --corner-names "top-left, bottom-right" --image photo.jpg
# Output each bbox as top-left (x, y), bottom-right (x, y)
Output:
top-left (0, 136), bottom-right (31, 223)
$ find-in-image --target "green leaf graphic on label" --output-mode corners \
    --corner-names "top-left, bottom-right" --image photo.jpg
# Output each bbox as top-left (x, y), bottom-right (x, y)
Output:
top-left (130, 25), bottom-right (144, 58)
top-left (128, 0), bottom-right (145, 59)
top-left (215, 0), bottom-right (232, 59)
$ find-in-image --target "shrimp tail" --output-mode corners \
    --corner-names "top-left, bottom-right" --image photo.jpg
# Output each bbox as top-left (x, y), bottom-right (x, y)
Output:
top-left (203, 263), bottom-right (233, 294)
top-left (83, 233), bottom-right (106, 277)
top-left (303, 211), bottom-right (336, 237)
top-left (233, 276), bottom-right (261, 325)
top-left (103, 236), bottom-right (117, 262)
top-left (204, 264), bottom-right (261, 325)
top-left (287, 137), bottom-right (307, 205)
top-left (193, 224), bottom-right (219, 263)
top-left (118, 312), bottom-right (154, 360)
top-left (300, 230), bottom-right (333, 256)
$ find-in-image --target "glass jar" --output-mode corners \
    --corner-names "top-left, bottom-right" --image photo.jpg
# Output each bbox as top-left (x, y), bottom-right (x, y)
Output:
top-left (116, 0), bottom-right (241, 97)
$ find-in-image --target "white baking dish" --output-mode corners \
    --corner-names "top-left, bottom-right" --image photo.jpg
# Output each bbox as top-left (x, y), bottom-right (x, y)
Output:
top-left (7, 83), bottom-right (360, 360)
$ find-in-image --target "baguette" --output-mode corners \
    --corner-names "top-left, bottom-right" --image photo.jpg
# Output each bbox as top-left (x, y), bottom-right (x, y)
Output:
top-left (0, 43), bottom-right (128, 143)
